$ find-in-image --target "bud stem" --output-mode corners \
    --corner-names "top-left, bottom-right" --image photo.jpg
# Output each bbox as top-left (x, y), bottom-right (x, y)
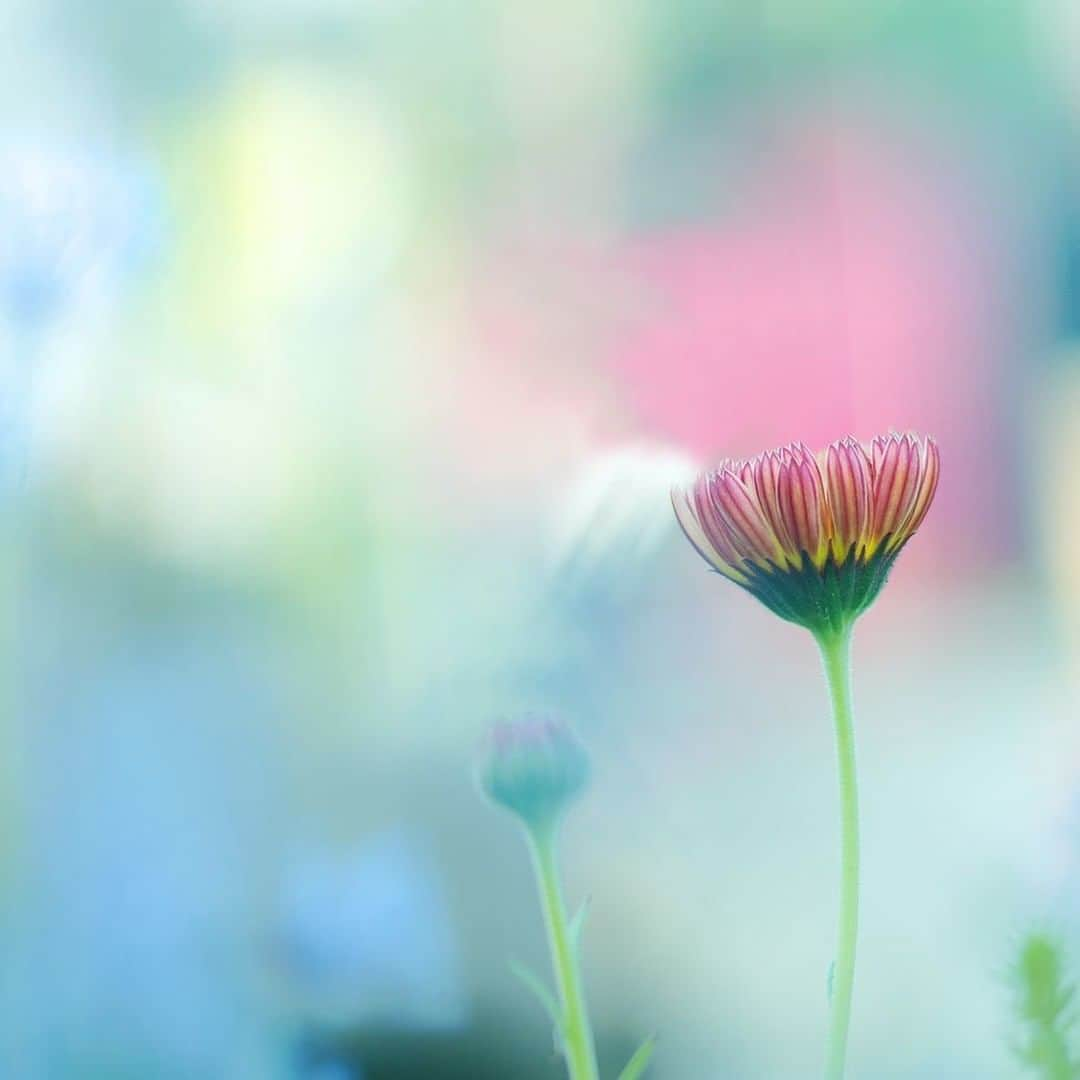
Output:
top-left (527, 825), bottom-right (600, 1080)
top-left (818, 624), bottom-right (859, 1080)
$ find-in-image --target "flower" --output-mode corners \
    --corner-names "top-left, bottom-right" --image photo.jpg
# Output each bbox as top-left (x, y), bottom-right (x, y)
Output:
top-left (548, 443), bottom-right (699, 600)
top-left (0, 142), bottom-right (158, 330)
top-left (276, 831), bottom-right (465, 1031)
top-left (478, 715), bottom-right (590, 830)
top-left (672, 432), bottom-right (939, 633)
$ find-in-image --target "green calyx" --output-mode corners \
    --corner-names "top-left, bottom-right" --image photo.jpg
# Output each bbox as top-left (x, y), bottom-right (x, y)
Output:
top-left (734, 542), bottom-right (905, 635)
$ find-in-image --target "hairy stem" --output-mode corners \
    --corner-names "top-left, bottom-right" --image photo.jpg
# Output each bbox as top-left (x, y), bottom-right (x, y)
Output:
top-left (818, 624), bottom-right (860, 1080)
top-left (528, 826), bottom-right (600, 1080)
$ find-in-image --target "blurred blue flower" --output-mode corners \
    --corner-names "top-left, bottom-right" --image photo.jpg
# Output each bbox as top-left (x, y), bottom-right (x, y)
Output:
top-left (3, 614), bottom-right (294, 1078)
top-left (277, 830), bottom-right (467, 1032)
top-left (304, 1061), bottom-right (364, 1080)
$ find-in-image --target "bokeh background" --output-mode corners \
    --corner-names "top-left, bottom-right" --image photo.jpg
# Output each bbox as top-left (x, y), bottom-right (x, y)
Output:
top-left (4, 0), bottom-right (1080, 1076)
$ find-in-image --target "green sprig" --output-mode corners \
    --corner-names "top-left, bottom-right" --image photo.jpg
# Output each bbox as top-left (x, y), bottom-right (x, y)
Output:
top-left (1012, 934), bottom-right (1080, 1079)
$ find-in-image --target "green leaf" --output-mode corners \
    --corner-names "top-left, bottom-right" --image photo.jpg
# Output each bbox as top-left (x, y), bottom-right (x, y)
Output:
top-left (509, 958), bottom-right (562, 1031)
top-left (617, 1035), bottom-right (657, 1080)
top-left (569, 896), bottom-right (591, 950)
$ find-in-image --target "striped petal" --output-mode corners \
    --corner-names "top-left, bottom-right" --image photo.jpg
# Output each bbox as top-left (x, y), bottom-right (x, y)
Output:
top-left (670, 483), bottom-right (750, 584)
top-left (708, 468), bottom-right (787, 569)
top-left (777, 444), bottom-right (829, 568)
top-left (752, 449), bottom-right (798, 569)
top-left (883, 435), bottom-right (940, 552)
top-left (869, 433), bottom-right (920, 557)
top-left (823, 437), bottom-right (872, 562)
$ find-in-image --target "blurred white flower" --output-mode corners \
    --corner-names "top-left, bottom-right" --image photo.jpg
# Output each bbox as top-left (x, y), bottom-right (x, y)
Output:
top-left (0, 142), bottom-right (159, 487)
top-left (69, 369), bottom-right (329, 572)
top-left (547, 443), bottom-right (699, 599)
top-left (0, 141), bottom-right (157, 333)
top-left (1032, 0), bottom-right (1080, 119)
top-left (190, 70), bottom-right (408, 317)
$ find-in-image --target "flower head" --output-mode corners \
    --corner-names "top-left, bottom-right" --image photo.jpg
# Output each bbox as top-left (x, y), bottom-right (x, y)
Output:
top-left (672, 432), bottom-right (939, 633)
top-left (478, 715), bottom-right (590, 830)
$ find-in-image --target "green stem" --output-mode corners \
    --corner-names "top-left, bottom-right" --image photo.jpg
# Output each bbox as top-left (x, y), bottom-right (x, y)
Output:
top-left (1033, 1025), bottom-right (1073, 1080)
top-left (818, 624), bottom-right (859, 1080)
top-left (528, 824), bottom-right (600, 1080)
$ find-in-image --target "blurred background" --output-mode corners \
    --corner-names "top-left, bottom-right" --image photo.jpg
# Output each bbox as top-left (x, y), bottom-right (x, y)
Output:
top-left (3, 0), bottom-right (1080, 1076)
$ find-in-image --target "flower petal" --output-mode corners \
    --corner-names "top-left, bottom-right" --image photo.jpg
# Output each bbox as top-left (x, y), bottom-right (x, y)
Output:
top-left (778, 444), bottom-right (829, 567)
top-left (752, 449), bottom-right (799, 568)
top-left (870, 433), bottom-right (919, 555)
top-left (709, 468), bottom-right (786, 568)
top-left (670, 483), bottom-right (750, 583)
top-left (824, 437), bottom-right (872, 561)
top-left (885, 435), bottom-right (940, 551)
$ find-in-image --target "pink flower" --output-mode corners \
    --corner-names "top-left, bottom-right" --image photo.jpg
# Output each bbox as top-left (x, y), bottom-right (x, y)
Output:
top-left (672, 432), bottom-right (940, 631)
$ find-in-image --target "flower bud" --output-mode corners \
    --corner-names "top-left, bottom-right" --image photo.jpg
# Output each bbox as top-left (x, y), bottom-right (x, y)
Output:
top-left (478, 715), bottom-right (590, 830)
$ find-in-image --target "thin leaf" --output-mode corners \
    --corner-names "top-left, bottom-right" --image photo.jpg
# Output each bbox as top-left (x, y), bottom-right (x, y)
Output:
top-left (569, 896), bottom-right (592, 950)
top-left (509, 958), bottom-right (562, 1031)
top-left (617, 1035), bottom-right (657, 1080)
